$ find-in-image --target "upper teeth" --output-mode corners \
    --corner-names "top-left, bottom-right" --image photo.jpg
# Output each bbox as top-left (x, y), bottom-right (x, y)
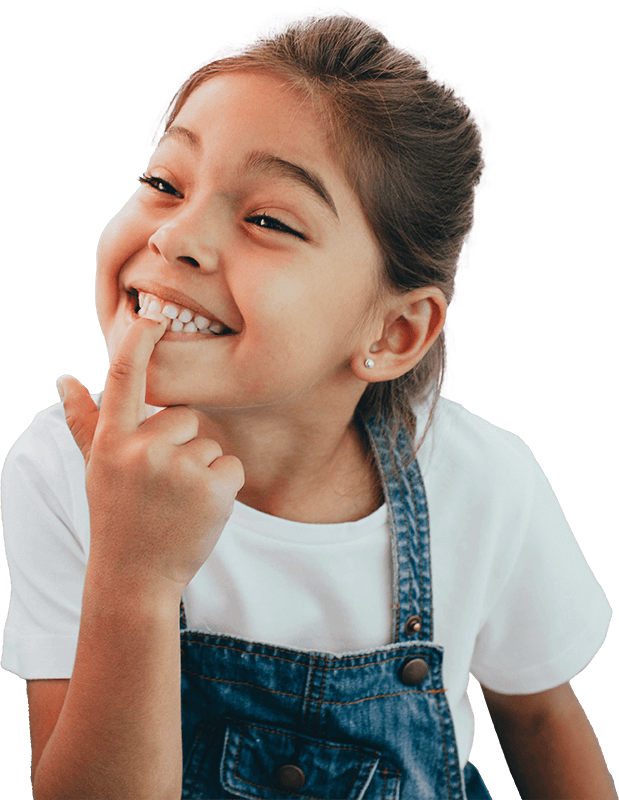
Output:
top-left (137, 292), bottom-right (227, 335)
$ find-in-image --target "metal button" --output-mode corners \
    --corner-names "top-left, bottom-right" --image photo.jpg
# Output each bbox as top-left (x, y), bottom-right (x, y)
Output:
top-left (404, 615), bottom-right (421, 635)
top-left (401, 658), bottom-right (429, 686)
top-left (277, 764), bottom-right (305, 791)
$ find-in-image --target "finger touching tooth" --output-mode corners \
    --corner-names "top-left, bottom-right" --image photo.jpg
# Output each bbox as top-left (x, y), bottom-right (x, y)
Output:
top-left (144, 305), bottom-right (167, 323)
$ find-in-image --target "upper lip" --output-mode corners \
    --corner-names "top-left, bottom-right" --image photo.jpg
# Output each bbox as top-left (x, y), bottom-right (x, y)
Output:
top-left (128, 280), bottom-right (236, 331)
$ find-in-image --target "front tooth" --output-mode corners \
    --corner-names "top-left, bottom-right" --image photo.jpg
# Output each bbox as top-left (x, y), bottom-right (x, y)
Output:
top-left (148, 299), bottom-right (163, 315)
top-left (162, 303), bottom-right (180, 320)
top-left (170, 319), bottom-right (184, 332)
top-left (179, 308), bottom-right (194, 323)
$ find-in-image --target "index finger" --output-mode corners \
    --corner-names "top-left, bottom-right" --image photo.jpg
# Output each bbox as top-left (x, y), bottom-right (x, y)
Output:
top-left (99, 315), bottom-right (168, 435)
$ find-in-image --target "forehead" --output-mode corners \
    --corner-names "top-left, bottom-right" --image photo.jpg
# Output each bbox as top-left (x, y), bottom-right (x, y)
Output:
top-left (169, 72), bottom-right (333, 170)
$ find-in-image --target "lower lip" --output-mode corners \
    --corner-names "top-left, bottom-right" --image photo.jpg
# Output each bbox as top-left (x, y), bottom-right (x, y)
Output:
top-left (160, 330), bottom-right (223, 342)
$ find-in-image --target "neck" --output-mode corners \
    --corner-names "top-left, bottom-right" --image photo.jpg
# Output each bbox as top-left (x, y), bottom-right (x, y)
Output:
top-left (189, 403), bottom-right (383, 524)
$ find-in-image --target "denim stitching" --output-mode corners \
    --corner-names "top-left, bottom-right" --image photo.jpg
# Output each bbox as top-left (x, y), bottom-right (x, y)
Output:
top-left (364, 417), bottom-right (402, 644)
top-left (379, 765), bottom-right (402, 800)
top-left (182, 670), bottom-right (445, 703)
top-left (434, 692), bottom-right (456, 800)
top-left (313, 657), bottom-right (329, 735)
top-left (302, 653), bottom-right (316, 729)
top-left (183, 721), bottom-right (215, 795)
top-left (182, 636), bottom-right (440, 668)
top-left (230, 722), bottom-right (378, 800)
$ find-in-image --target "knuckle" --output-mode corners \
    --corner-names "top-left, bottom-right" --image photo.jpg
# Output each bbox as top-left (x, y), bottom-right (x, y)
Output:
top-left (207, 441), bottom-right (224, 461)
top-left (138, 436), bottom-right (166, 472)
top-left (107, 355), bottom-right (135, 382)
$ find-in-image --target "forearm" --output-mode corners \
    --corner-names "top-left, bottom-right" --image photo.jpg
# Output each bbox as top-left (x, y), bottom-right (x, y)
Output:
top-left (33, 567), bottom-right (183, 800)
top-left (494, 696), bottom-right (617, 800)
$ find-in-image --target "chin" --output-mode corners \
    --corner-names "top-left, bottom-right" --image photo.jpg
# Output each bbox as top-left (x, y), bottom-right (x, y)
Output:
top-left (143, 374), bottom-right (187, 408)
top-left (144, 387), bottom-right (185, 408)
top-left (144, 377), bottom-right (214, 409)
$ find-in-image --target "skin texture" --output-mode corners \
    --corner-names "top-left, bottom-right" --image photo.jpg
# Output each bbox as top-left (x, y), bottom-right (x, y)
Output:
top-left (482, 682), bottom-right (617, 799)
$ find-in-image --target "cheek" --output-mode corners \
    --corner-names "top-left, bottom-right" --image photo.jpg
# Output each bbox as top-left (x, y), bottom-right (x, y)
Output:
top-left (95, 196), bottom-right (149, 324)
top-left (236, 274), bottom-right (322, 369)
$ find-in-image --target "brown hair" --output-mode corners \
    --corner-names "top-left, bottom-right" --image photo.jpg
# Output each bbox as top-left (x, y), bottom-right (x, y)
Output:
top-left (164, 15), bottom-right (484, 453)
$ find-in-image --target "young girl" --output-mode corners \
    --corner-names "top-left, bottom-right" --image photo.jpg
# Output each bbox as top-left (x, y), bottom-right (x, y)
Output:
top-left (1, 14), bottom-right (615, 800)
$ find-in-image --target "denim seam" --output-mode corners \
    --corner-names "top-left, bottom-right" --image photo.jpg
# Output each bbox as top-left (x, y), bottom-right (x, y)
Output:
top-left (182, 670), bottom-right (445, 703)
top-left (313, 661), bottom-right (328, 735)
top-left (183, 721), bottom-right (215, 795)
top-left (181, 637), bottom-right (440, 667)
top-left (435, 692), bottom-right (457, 800)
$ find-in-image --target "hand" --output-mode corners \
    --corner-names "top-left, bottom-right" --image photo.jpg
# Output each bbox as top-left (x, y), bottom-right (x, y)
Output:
top-left (57, 316), bottom-right (244, 597)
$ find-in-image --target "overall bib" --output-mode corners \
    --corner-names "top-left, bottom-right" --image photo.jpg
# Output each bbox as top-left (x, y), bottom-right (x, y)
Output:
top-left (179, 416), bottom-right (493, 799)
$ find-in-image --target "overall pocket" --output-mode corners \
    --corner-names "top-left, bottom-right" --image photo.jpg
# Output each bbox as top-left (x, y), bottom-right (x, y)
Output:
top-left (220, 719), bottom-right (401, 799)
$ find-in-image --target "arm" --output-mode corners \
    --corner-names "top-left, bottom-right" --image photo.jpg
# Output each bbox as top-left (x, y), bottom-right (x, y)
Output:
top-left (30, 578), bottom-right (182, 800)
top-left (481, 681), bottom-right (617, 800)
top-left (31, 315), bottom-right (242, 799)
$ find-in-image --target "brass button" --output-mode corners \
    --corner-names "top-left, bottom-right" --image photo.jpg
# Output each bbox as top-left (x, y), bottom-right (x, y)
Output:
top-left (277, 764), bottom-right (305, 791)
top-left (404, 615), bottom-right (421, 635)
top-left (401, 658), bottom-right (429, 686)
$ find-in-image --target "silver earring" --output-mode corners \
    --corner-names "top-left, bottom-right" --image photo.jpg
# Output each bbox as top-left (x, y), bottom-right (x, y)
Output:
top-left (364, 358), bottom-right (375, 369)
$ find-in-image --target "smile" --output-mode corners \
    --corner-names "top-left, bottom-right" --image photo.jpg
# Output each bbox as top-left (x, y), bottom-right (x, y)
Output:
top-left (130, 289), bottom-right (234, 336)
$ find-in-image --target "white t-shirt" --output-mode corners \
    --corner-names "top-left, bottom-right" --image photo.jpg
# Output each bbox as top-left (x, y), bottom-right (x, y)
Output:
top-left (1, 395), bottom-right (612, 769)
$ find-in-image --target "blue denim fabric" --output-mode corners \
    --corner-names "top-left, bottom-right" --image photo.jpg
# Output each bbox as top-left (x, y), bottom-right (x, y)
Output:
top-left (179, 416), bottom-right (492, 799)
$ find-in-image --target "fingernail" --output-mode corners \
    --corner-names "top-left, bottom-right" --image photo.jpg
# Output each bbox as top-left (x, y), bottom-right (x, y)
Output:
top-left (144, 308), bottom-right (167, 323)
top-left (56, 375), bottom-right (70, 400)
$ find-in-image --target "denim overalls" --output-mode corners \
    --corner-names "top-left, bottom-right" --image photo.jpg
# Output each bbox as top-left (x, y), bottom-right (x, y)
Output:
top-left (179, 416), bottom-right (492, 799)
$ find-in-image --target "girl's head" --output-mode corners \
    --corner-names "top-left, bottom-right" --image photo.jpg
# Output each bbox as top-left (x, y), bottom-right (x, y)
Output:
top-left (96, 15), bottom-right (482, 447)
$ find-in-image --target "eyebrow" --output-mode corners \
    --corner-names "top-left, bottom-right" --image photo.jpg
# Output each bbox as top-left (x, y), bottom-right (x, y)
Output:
top-left (243, 151), bottom-right (339, 220)
top-left (157, 125), bottom-right (201, 150)
top-left (157, 127), bottom-right (339, 220)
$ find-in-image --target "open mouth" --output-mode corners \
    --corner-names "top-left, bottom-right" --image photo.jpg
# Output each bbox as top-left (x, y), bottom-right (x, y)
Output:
top-left (128, 288), bottom-right (235, 336)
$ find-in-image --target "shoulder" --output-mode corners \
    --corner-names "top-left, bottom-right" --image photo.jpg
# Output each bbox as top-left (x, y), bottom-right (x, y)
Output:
top-left (417, 395), bottom-right (539, 494)
top-left (414, 396), bottom-right (556, 561)
top-left (2, 395), bottom-right (100, 502)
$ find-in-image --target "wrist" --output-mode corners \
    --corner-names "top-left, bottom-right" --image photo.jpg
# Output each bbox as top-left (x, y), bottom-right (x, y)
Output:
top-left (83, 556), bottom-right (185, 617)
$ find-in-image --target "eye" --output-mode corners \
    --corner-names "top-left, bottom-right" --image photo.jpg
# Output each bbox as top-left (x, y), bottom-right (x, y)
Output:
top-left (138, 173), bottom-right (183, 198)
top-left (245, 214), bottom-right (306, 240)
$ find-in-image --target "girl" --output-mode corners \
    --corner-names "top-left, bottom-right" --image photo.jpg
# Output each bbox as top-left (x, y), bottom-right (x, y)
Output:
top-left (1, 14), bottom-right (615, 800)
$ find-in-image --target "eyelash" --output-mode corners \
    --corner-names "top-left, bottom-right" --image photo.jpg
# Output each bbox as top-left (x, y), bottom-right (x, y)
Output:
top-left (138, 173), bottom-right (306, 240)
top-left (138, 173), bottom-right (183, 198)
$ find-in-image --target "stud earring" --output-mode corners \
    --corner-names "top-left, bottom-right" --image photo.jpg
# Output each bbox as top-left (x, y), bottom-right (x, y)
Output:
top-left (364, 359), bottom-right (375, 369)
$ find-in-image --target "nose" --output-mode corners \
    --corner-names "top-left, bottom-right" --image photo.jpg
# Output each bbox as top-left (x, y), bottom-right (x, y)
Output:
top-left (148, 202), bottom-right (221, 272)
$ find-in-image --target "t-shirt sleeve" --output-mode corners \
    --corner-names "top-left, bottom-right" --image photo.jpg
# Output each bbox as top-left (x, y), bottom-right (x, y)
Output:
top-left (1, 403), bottom-right (90, 680)
top-left (469, 444), bottom-right (612, 694)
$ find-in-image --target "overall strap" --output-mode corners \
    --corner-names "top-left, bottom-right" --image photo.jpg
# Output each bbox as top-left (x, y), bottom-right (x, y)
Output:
top-left (363, 415), bottom-right (434, 643)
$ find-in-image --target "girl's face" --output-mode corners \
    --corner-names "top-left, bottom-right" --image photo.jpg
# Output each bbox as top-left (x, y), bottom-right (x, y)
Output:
top-left (96, 72), bottom-right (383, 413)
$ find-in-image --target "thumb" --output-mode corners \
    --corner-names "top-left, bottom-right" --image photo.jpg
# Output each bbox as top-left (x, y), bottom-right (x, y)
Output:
top-left (57, 375), bottom-right (99, 463)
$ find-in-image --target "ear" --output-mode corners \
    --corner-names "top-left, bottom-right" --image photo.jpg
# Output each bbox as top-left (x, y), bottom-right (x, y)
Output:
top-left (351, 287), bottom-right (447, 382)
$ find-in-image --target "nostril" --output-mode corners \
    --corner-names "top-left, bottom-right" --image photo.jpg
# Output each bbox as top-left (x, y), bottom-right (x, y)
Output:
top-left (178, 256), bottom-right (200, 268)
